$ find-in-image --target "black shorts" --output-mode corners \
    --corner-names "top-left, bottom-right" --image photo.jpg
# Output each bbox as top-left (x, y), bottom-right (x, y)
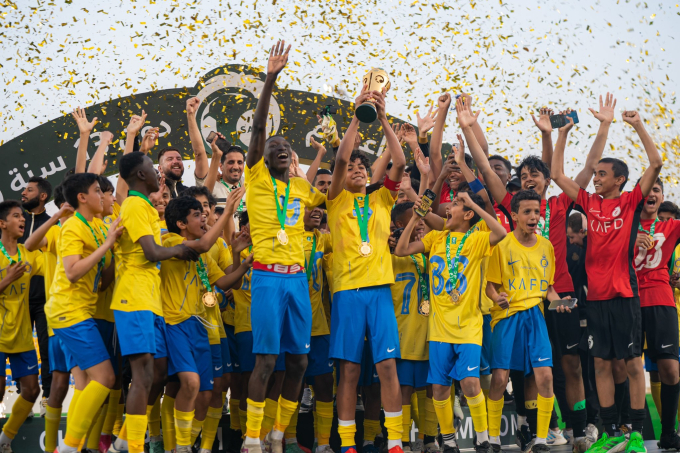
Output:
top-left (544, 292), bottom-right (582, 358)
top-left (641, 305), bottom-right (679, 361)
top-left (586, 297), bottom-right (642, 360)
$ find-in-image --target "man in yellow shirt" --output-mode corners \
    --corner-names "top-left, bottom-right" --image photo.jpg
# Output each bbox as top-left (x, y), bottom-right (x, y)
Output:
top-left (0, 200), bottom-right (44, 452)
top-left (485, 190), bottom-right (563, 453)
top-left (396, 192), bottom-right (507, 453)
top-left (241, 41), bottom-right (326, 453)
top-left (326, 86), bottom-right (406, 453)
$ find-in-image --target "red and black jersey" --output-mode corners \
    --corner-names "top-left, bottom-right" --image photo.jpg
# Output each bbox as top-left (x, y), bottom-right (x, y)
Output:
top-left (577, 185), bottom-right (644, 301)
top-left (634, 218), bottom-right (680, 307)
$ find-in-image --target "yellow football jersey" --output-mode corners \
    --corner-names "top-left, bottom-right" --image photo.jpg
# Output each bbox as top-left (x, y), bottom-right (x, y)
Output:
top-left (160, 219), bottom-right (168, 235)
top-left (232, 247), bottom-right (253, 334)
top-left (476, 222), bottom-right (500, 316)
top-left (160, 233), bottom-right (225, 327)
top-left (47, 214), bottom-right (106, 330)
top-left (326, 187), bottom-right (396, 292)
top-left (206, 239), bottom-right (232, 343)
top-left (43, 224), bottom-right (61, 337)
top-left (390, 254), bottom-right (429, 360)
top-left (92, 218), bottom-right (115, 323)
top-left (245, 158), bottom-right (326, 266)
top-left (0, 244), bottom-right (43, 353)
top-left (304, 230), bottom-right (332, 336)
top-left (421, 230), bottom-right (493, 346)
top-left (487, 233), bottom-right (556, 328)
top-left (111, 195), bottom-right (163, 316)
top-left (321, 252), bottom-right (333, 328)
top-left (212, 238), bottom-right (236, 327)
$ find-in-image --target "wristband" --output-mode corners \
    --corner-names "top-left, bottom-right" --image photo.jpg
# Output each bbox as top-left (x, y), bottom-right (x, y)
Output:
top-left (468, 178), bottom-right (484, 193)
top-left (384, 177), bottom-right (401, 191)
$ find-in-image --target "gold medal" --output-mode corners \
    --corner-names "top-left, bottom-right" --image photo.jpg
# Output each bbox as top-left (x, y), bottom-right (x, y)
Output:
top-left (202, 291), bottom-right (217, 308)
top-left (450, 289), bottom-right (460, 304)
top-left (647, 234), bottom-right (654, 249)
top-left (419, 300), bottom-right (430, 316)
top-left (277, 229), bottom-right (289, 246)
top-left (359, 241), bottom-right (373, 257)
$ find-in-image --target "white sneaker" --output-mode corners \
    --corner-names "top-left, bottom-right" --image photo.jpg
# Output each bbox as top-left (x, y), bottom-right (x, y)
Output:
top-left (585, 424), bottom-right (599, 443)
top-left (316, 446), bottom-right (334, 453)
top-left (40, 397), bottom-right (48, 417)
top-left (0, 444), bottom-right (13, 453)
top-left (424, 442), bottom-right (440, 453)
top-left (547, 429), bottom-right (568, 446)
top-left (453, 395), bottom-right (464, 420)
top-left (265, 433), bottom-right (284, 453)
top-left (356, 395), bottom-right (365, 412)
top-left (412, 439), bottom-right (425, 453)
top-left (563, 429), bottom-right (574, 445)
top-left (300, 388), bottom-right (313, 414)
top-left (242, 443), bottom-right (263, 453)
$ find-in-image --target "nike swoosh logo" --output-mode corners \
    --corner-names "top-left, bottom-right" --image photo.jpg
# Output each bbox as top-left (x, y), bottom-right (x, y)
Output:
top-left (210, 380), bottom-right (214, 384)
top-left (507, 260), bottom-right (520, 266)
top-left (234, 363), bottom-right (240, 367)
top-left (305, 344), bottom-right (310, 349)
top-left (628, 342), bottom-right (634, 348)
top-left (387, 347), bottom-right (395, 353)
top-left (538, 357), bottom-right (550, 362)
top-left (567, 344), bottom-right (578, 349)
top-left (215, 366), bottom-right (223, 371)
top-left (467, 366), bottom-right (478, 371)
top-left (662, 344), bottom-right (673, 348)
top-left (27, 364), bottom-right (38, 370)
top-left (328, 362), bottom-right (334, 367)
top-left (373, 374), bottom-right (379, 378)
top-left (226, 363), bottom-right (232, 367)
top-left (480, 366), bottom-right (489, 371)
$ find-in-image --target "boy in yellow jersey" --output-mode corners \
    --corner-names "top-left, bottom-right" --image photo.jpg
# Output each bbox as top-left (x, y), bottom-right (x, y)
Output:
top-left (301, 207), bottom-right (334, 453)
top-left (0, 200), bottom-right (45, 452)
top-left (396, 191), bottom-right (507, 453)
top-left (111, 152), bottom-right (201, 453)
top-left (242, 41), bottom-right (326, 453)
top-left (149, 183), bottom-right (171, 235)
top-left (326, 85), bottom-right (406, 453)
top-left (485, 190), bottom-right (565, 453)
top-left (44, 173), bottom-right (122, 453)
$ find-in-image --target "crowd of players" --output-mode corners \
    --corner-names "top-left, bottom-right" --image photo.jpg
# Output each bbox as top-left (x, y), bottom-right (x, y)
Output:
top-left (0, 40), bottom-right (678, 453)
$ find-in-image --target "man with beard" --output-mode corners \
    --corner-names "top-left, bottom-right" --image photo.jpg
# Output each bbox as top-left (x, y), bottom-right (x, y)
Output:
top-left (158, 147), bottom-right (191, 198)
top-left (19, 176), bottom-right (52, 415)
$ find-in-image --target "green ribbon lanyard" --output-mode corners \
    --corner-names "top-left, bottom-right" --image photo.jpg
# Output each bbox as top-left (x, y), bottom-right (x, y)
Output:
top-left (0, 241), bottom-right (21, 264)
top-left (540, 201), bottom-right (551, 240)
top-left (409, 253), bottom-right (429, 302)
top-left (446, 228), bottom-right (475, 296)
top-left (75, 212), bottom-right (106, 289)
top-left (305, 234), bottom-right (318, 281)
top-left (449, 187), bottom-right (456, 204)
top-left (271, 177), bottom-right (291, 232)
top-left (195, 256), bottom-right (211, 292)
top-left (353, 193), bottom-right (370, 244)
top-left (128, 190), bottom-right (154, 207)
top-left (638, 217), bottom-right (659, 236)
top-left (221, 181), bottom-right (244, 212)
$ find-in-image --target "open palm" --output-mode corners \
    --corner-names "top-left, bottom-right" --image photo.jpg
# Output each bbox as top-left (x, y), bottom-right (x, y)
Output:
top-left (268, 40), bottom-right (291, 75)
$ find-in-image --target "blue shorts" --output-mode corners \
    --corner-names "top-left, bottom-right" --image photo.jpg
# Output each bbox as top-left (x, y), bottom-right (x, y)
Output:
top-left (358, 340), bottom-right (379, 387)
top-left (428, 342), bottom-right (482, 385)
top-left (166, 318), bottom-right (213, 392)
top-left (54, 318), bottom-right (111, 371)
top-left (95, 319), bottom-right (119, 375)
top-left (236, 331), bottom-right (286, 373)
top-left (0, 349), bottom-right (39, 380)
top-left (224, 324), bottom-right (240, 370)
top-left (251, 270), bottom-right (312, 355)
top-left (220, 338), bottom-right (233, 374)
top-left (330, 285), bottom-right (400, 364)
top-left (481, 314), bottom-right (493, 376)
top-left (305, 335), bottom-right (334, 378)
top-left (396, 359), bottom-right (429, 388)
top-left (491, 305), bottom-right (552, 374)
top-left (48, 335), bottom-right (72, 373)
top-left (645, 350), bottom-right (680, 372)
top-left (114, 310), bottom-right (168, 358)
top-left (211, 344), bottom-right (223, 378)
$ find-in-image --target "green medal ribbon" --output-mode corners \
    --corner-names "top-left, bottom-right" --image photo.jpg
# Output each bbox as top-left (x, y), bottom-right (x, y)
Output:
top-left (128, 190), bottom-right (154, 207)
top-left (196, 256), bottom-right (211, 291)
top-left (638, 217), bottom-right (659, 236)
top-left (271, 177), bottom-right (291, 231)
top-left (353, 193), bottom-right (370, 244)
top-left (540, 201), bottom-right (551, 240)
top-left (449, 187), bottom-right (456, 204)
top-left (75, 212), bottom-right (106, 290)
top-left (409, 253), bottom-right (429, 302)
top-left (220, 180), bottom-right (245, 212)
top-left (305, 233), bottom-right (318, 281)
top-left (0, 241), bottom-right (21, 265)
top-left (446, 227), bottom-right (475, 296)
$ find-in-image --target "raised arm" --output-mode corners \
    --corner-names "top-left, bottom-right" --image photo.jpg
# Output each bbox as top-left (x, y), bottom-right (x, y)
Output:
top-left (381, 91), bottom-right (406, 190)
top-left (246, 40), bottom-right (291, 168)
top-left (551, 117), bottom-right (581, 201)
top-left (453, 135), bottom-right (496, 219)
top-left (622, 110), bottom-right (663, 196)
top-left (62, 219), bottom-right (123, 283)
top-left (187, 97), bottom-right (209, 180)
top-left (429, 93), bottom-right (451, 179)
top-left (25, 204), bottom-right (73, 251)
top-left (461, 93), bottom-right (489, 156)
top-left (138, 235), bottom-right (199, 262)
top-left (574, 93), bottom-right (616, 188)
top-left (116, 112), bottom-right (146, 205)
top-left (71, 107), bottom-right (98, 174)
top-left (204, 133), bottom-right (225, 193)
top-left (371, 123), bottom-right (401, 184)
top-left (531, 108), bottom-right (554, 168)
top-left (458, 192), bottom-right (506, 245)
top-left (87, 131), bottom-right (113, 175)
top-left (306, 137), bottom-right (327, 184)
top-left (416, 104), bottom-right (437, 145)
top-left (394, 211), bottom-right (427, 257)
top-left (184, 192), bottom-right (240, 254)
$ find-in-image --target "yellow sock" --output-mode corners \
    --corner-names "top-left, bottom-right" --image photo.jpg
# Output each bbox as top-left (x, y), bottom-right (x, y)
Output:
top-left (384, 411), bottom-right (403, 443)
top-left (126, 413), bottom-right (148, 453)
top-left (537, 394), bottom-right (554, 440)
top-left (401, 405), bottom-right (412, 443)
top-left (422, 395), bottom-right (438, 437)
top-left (487, 397), bottom-right (504, 437)
top-left (63, 381), bottom-right (110, 448)
top-left (273, 396), bottom-right (299, 434)
top-left (338, 420), bottom-right (357, 447)
top-left (467, 391), bottom-right (488, 433)
top-left (245, 398), bottom-right (266, 441)
top-left (316, 401), bottom-right (334, 446)
top-left (284, 402), bottom-right (300, 439)
top-left (261, 398), bottom-right (278, 440)
top-left (174, 409), bottom-right (195, 447)
top-left (433, 398), bottom-right (455, 435)
top-left (240, 406), bottom-right (248, 434)
top-left (161, 396), bottom-right (176, 452)
top-left (201, 406), bottom-right (223, 450)
top-left (102, 389), bottom-right (120, 435)
top-left (118, 420), bottom-right (128, 441)
top-left (190, 418), bottom-right (205, 446)
top-left (230, 398), bottom-right (241, 431)
top-left (44, 404), bottom-right (63, 452)
top-left (410, 392), bottom-right (420, 429)
top-left (651, 381), bottom-right (662, 420)
top-left (66, 389), bottom-right (82, 437)
top-left (113, 403), bottom-right (125, 436)
top-left (87, 404), bottom-right (107, 449)
top-left (364, 418), bottom-right (380, 442)
top-left (148, 394), bottom-right (162, 437)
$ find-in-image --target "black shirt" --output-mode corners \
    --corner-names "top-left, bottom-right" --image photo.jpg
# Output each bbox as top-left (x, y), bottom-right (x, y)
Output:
top-left (18, 209), bottom-right (51, 305)
top-left (567, 237), bottom-right (588, 318)
top-left (167, 180), bottom-right (189, 198)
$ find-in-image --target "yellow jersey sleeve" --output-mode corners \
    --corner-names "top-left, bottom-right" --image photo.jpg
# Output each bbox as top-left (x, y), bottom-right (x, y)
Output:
top-left (112, 196), bottom-right (163, 316)
top-left (245, 157), bottom-right (326, 267)
top-left (92, 219), bottom-right (115, 323)
top-left (206, 241), bottom-right (228, 340)
top-left (233, 248), bottom-right (253, 334)
top-left (305, 230), bottom-right (330, 337)
top-left (212, 238), bottom-right (236, 326)
top-left (326, 186), bottom-right (395, 292)
top-left (390, 254), bottom-right (429, 360)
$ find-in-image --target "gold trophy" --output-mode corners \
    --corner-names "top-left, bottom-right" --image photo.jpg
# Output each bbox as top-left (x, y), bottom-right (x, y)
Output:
top-left (355, 68), bottom-right (391, 123)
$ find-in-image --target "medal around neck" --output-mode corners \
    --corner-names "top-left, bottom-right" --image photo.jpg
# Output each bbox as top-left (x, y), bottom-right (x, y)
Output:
top-left (359, 241), bottom-right (373, 257)
top-left (450, 289), bottom-right (460, 304)
top-left (418, 299), bottom-right (430, 316)
top-left (202, 291), bottom-right (217, 308)
top-left (355, 68), bottom-right (391, 123)
top-left (277, 229), bottom-right (289, 246)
